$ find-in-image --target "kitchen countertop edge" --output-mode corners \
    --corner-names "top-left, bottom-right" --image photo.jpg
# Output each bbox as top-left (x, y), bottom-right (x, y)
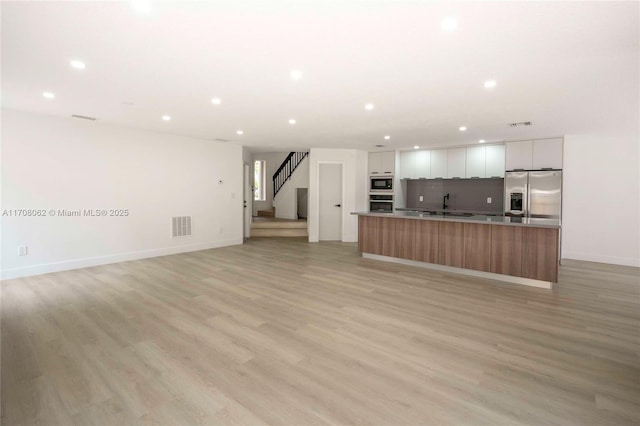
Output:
top-left (351, 211), bottom-right (561, 229)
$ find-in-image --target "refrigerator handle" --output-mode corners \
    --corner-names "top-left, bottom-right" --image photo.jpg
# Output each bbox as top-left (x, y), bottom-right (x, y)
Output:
top-left (526, 181), bottom-right (531, 217)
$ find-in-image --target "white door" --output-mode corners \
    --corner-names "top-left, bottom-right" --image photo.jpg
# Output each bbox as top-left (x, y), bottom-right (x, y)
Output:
top-left (319, 163), bottom-right (342, 241)
top-left (243, 163), bottom-right (251, 240)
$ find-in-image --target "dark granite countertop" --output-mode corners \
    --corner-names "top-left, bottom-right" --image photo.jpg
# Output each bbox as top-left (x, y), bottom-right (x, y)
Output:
top-left (351, 210), bottom-right (561, 228)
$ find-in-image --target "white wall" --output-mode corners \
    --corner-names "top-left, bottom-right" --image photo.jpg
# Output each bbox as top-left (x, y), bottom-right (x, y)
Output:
top-left (563, 132), bottom-right (640, 267)
top-left (308, 148), bottom-right (368, 242)
top-left (251, 151), bottom-right (289, 216)
top-left (1, 109), bottom-right (244, 279)
top-left (272, 156), bottom-right (309, 220)
top-left (355, 150), bottom-right (369, 214)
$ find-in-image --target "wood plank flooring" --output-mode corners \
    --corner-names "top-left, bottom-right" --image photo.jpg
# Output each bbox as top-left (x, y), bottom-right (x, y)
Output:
top-left (2, 238), bottom-right (639, 425)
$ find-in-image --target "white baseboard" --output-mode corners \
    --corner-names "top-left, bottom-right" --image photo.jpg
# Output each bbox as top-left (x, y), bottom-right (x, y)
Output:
top-left (562, 251), bottom-right (640, 268)
top-left (0, 238), bottom-right (243, 280)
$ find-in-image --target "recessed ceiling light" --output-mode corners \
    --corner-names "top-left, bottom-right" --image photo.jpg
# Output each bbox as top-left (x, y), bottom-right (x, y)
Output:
top-left (211, 98), bottom-right (221, 105)
top-left (414, 145), bottom-right (420, 149)
top-left (42, 92), bottom-right (55, 99)
top-left (384, 135), bottom-right (390, 140)
top-left (459, 126), bottom-right (467, 131)
top-left (131, 0), bottom-right (152, 14)
top-left (484, 80), bottom-right (497, 89)
top-left (162, 115), bottom-right (171, 121)
top-left (236, 130), bottom-right (244, 135)
top-left (70, 60), bottom-right (86, 70)
top-left (365, 103), bottom-right (374, 111)
top-left (290, 69), bottom-right (303, 80)
top-left (479, 139), bottom-right (486, 144)
top-left (288, 119), bottom-right (296, 125)
top-left (441, 17), bottom-right (458, 31)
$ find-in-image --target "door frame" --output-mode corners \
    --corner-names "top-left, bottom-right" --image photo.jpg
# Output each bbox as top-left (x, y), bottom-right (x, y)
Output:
top-left (243, 162), bottom-right (252, 241)
top-left (317, 161), bottom-right (346, 241)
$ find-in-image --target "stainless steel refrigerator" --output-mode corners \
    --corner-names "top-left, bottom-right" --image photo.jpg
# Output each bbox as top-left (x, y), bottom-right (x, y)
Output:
top-left (504, 170), bottom-right (562, 219)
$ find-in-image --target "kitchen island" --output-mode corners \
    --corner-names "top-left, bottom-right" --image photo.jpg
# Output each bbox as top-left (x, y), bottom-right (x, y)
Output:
top-left (353, 211), bottom-right (561, 288)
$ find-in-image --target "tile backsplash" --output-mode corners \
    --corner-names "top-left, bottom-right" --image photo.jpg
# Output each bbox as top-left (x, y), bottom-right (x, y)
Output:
top-left (405, 178), bottom-right (504, 213)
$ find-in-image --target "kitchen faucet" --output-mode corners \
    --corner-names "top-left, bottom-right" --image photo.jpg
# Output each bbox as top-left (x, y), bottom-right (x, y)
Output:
top-left (443, 193), bottom-right (450, 210)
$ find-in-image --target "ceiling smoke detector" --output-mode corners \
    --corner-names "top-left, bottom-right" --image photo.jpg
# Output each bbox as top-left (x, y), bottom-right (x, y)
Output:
top-left (508, 121), bottom-right (533, 127)
top-left (71, 114), bottom-right (97, 121)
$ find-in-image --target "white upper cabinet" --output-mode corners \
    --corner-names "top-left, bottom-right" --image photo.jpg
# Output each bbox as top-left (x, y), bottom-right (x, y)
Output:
top-left (415, 150), bottom-right (431, 178)
top-left (485, 144), bottom-right (505, 177)
top-left (447, 148), bottom-right (466, 178)
top-left (505, 140), bottom-right (533, 170)
top-left (368, 151), bottom-right (395, 175)
top-left (466, 146), bottom-right (486, 178)
top-left (506, 138), bottom-right (563, 171)
top-left (380, 151), bottom-right (395, 174)
top-left (532, 138), bottom-right (563, 169)
top-left (430, 149), bottom-right (448, 178)
top-left (399, 151), bottom-right (415, 179)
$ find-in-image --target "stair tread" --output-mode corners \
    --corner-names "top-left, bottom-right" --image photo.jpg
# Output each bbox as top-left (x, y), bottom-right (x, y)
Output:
top-left (251, 221), bottom-right (308, 229)
top-left (250, 228), bottom-right (308, 237)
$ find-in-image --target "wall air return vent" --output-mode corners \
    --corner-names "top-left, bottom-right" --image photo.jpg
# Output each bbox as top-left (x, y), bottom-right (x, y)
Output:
top-left (172, 216), bottom-right (192, 238)
top-left (508, 121), bottom-right (533, 127)
top-left (71, 114), bottom-right (97, 121)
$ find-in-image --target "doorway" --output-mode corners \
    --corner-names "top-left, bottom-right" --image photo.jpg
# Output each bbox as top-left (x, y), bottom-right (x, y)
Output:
top-left (243, 163), bottom-right (251, 240)
top-left (296, 188), bottom-right (308, 219)
top-left (319, 163), bottom-right (343, 241)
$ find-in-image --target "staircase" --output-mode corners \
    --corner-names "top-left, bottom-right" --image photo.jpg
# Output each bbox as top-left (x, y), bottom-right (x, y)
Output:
top-left (250, 151), bottom-right (309, 238)
top-left (273, 152), bottom-right (308, 197)
top-left (250, 219), bottom-right (308, 237)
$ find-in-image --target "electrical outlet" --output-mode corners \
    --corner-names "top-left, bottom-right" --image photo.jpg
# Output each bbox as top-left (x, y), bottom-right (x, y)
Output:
top-left (218, 227), bottom-right (224, 234)
top-left (487, 197), bottom-right (492, 204)
top-left (19, 246), bottom-right (28, 256)
top-left (419, 195), bottom-right (424, 202)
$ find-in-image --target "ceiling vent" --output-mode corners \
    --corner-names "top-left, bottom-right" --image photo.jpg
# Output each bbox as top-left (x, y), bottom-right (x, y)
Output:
top-left (508, 121), bottom-right (532, 127)
top-left (214, 138), bottom-right (230, 142)
top-left (71, 114), bottom-right (97, 121)
top-left (375, 144), bottom-right (385, 148)
top-left (172, 216), bottom-right (192, 238)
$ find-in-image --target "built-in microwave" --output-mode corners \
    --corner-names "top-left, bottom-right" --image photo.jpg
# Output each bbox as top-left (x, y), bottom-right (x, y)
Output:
top-left (370, 177), bottom-right (393, 192)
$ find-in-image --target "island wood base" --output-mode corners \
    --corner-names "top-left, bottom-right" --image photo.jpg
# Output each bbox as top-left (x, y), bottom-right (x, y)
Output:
top-left (362, 253), bottom-right (553, 289)
top-left (358, 215), bottom-right (559, 288)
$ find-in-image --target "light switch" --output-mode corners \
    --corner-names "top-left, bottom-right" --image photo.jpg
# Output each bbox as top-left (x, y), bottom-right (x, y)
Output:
top-left (419, 196), bottom-right (424, 202)
top-left (487, 197), bottom-right (492, 204)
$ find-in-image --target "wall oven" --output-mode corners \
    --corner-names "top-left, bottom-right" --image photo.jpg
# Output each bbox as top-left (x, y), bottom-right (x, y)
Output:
top-left (370, 177), bottom-right (393, 192)
top-left (369, 194), bottom-right (394, 212)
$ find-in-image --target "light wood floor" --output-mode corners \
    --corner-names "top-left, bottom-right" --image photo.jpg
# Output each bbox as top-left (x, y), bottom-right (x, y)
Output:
top-left (2, 238), bottom-right (639, 425)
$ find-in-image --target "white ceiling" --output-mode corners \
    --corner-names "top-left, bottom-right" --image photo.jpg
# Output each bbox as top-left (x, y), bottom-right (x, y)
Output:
top-left (1, 1), bottom-right (638, 152)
